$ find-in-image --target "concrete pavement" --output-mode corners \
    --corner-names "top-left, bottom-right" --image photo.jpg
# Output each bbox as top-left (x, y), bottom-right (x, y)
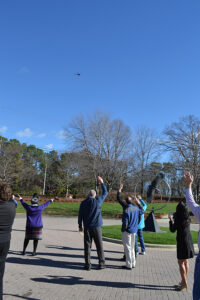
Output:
top-left (3, 215), bottom-right (197, 300)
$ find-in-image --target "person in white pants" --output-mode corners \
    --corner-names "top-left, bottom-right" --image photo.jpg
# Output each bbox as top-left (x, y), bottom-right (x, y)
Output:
top-left (121, 196), bottom-right (143, 270)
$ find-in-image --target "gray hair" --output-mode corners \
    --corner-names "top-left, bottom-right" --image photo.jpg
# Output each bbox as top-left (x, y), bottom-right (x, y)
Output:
top-left (89, 189), bottom-right (96, 198)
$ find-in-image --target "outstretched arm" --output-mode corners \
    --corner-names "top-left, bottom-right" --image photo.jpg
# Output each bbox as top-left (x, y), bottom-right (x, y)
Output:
top-left (184, 172), bottom-right (200, 222)
top-left (138, 197), bottom-right (147, 211)
top-left (18, 195), bottom-right (29, 210)
top-left (40, 199), bottom-right (53, 210)
top-left (117, 184), bottom-right (127, 209)
top-left (97, 176), bottom-right (108, 204)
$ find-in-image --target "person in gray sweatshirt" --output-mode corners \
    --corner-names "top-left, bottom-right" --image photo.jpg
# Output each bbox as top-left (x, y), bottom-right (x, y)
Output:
top-left (184, 172), bottom-right (200, 300)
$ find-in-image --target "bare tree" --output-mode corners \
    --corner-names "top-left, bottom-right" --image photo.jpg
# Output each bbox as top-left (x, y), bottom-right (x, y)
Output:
top-left (55, 152), bottom-right (79, 197)
top-left (131, 126), bottom-right (161, 194)
top-left (162, 115), bottom-right (200, 200)
top-left (64, 111), bottom-right (132, 191)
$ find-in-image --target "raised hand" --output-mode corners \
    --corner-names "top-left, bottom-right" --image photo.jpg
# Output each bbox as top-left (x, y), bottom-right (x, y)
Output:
top-left (184, 172), bottom-right (193, 188)
top-left (119, 184), bottom-right (123, 192)
top-left (97, 176), bottom-right (104, 184)
top-left (134, 197), bottom-right (140, 206)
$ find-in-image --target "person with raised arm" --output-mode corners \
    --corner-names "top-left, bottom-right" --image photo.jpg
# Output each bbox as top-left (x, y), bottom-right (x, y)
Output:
top-left (17, 193), bottom-right (54, 256)
top-left (121, 194), bottom-right (143, 270)
top-left (117, 184), bottom-right (128, 261)
top-left (78, 176), bottom-right (108, 271)
top-left (184, 172), bottom-right (200, 300)
top-left (135, 194), bottom-right (147, 256)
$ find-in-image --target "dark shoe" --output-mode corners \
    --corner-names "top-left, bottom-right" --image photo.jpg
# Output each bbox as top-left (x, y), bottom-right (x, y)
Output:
top-left (21, 251), bottom-right (25, 255)
top-left (32, 252), bottom-right (36, 256)
top-left (122, 266), bottom-right (132, 270)
top-left (84, 265), bottom-right (91, 271)
top-left (98, 264), bottom-right (106, 270)
top-left (120, 255), bottom-right (126, 261)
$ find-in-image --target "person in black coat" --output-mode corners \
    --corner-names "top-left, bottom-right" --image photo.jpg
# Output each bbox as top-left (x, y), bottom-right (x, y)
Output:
top-left (169, 200), bottom-right (194, 291)
top-left (0, 183), bottom-right (16, 300)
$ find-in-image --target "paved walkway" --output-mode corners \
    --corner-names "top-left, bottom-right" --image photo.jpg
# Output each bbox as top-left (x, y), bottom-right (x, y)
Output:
top-left (4, 215), bottom-right (197, 300)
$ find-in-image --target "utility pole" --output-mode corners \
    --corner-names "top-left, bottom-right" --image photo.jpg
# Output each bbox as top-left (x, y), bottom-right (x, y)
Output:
top-left (43, 157), bottom-right (47, 195)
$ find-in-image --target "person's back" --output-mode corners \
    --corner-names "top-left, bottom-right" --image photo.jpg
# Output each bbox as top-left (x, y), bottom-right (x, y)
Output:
top-left (78, 176), bottom-right (108, 270)
top-left (20, 196), bottom-right (52, 228)
top-left (19, 193), bottom-right (53, 256)
top-left (0, 183), bottom-right (16, 298)
top-left (123, 204), bottom-right (141, 233)
top-left (0, 200), bottom-right (16, 242)
top-left (121, 196), bottom-right (143, 269)
top-left (78, 182), bottom-right (107, 230)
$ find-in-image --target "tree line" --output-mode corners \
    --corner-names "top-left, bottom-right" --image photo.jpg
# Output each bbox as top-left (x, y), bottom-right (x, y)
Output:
top-left (1, 113), bottom-right (200, 200)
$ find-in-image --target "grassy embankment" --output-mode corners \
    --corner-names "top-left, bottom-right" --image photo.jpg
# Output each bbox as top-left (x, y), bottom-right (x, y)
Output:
top-left (16, 202), bottom-right (179, 217)
top-left (17, 201), bottom-right (198, 245)
top-left (102, 225), bottom-right (198, 245)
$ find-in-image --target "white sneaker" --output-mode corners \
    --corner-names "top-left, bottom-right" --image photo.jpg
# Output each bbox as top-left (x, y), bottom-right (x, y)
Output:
top-left (140, 252), bottom-right (145, 255)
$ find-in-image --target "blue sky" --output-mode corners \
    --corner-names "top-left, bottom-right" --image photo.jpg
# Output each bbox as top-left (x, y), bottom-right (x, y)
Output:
top-left (1, 0), bottom-right (200, 151)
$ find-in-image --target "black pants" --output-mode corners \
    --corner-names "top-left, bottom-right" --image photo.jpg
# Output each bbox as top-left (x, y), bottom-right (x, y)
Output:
top-left (84, 227), bottom-right (105, 267)
top-left (0, 241), bottom-right (10, 300)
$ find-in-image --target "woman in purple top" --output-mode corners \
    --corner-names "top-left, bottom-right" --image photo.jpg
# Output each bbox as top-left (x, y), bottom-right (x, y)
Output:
top-left (18, 193), bottom-right (53, 256)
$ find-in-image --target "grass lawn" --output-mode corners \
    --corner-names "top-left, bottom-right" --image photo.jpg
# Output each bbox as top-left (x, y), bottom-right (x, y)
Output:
top-left (16, 201), bottom-right (179, 217)
top-left (102, 225), bottom-right (198, 245)
top-left (16, 201), bottom-right (81, 216)
top-left (16, 201), bottom-right (180, 216)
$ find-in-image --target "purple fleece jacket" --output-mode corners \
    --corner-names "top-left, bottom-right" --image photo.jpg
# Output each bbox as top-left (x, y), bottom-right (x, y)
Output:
top-left (20, 199), bottom-right (52, 228)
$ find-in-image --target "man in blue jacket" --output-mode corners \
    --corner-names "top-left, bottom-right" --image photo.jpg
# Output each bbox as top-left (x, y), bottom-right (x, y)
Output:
top-left (121, 193), bottom-right (143, 269)
top-left (78, 176), bottom-right (108, 270)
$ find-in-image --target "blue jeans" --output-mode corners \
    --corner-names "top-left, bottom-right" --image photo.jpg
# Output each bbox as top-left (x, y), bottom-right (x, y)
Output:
top-left (193, 252), bottom-right (200, 300)
top-left (135, 229), bottom-right (145, 253)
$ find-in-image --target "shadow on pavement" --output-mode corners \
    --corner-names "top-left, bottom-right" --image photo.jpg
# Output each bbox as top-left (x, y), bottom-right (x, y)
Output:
top-left (6, 256), bottom-right (84, 270)
top-left (46, 245), bottom-right (123, 254)
top-left (8, 249), bottom-right (122, 265)
top-left (4, 293), bottom-right (40, 300)
top-left (46, 245), bottom-right (83, 251)
top-left (31, 275), bottom-right (176, 291)
top-left (8, 250), bottom-right (84, 259)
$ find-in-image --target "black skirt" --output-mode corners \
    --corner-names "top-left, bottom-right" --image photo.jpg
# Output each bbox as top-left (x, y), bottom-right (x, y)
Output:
top-left (176, 228), bottom-right (194, 260)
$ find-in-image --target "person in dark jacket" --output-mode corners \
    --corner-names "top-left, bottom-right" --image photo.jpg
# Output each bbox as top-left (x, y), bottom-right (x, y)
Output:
top-left (121, 194), bottom-right (143, 269)
top-left (117, 185), bottom-right (144, 261)
top-left (0, 182), bottom-right (16, 300)
top-left (117, 184), bottom-right (128, 261)
top-left (78, 176), bottom-right (108, 270)
top-left (18, 193), bottom-right (54, 256)
top-left (169, 200), bottom-right (194, 291)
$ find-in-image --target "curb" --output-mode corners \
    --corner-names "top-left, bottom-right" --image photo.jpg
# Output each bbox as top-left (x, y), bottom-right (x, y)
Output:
top-left (103, 237), bottom-right (199, 250)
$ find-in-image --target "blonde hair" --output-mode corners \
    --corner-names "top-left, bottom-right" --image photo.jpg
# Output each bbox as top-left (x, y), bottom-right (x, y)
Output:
top-left (89, 190), bottom-right (96, 198)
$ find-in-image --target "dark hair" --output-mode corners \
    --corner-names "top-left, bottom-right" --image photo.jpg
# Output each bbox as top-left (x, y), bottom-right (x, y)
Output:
top-left (174, 201), bottom-right (190, 227)
top-left (125, 196), bottom-right (132, 205)
top-left (0, 182), bottom-right (12, 201)
top-left (32, 193), bottom-right (39, 198)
